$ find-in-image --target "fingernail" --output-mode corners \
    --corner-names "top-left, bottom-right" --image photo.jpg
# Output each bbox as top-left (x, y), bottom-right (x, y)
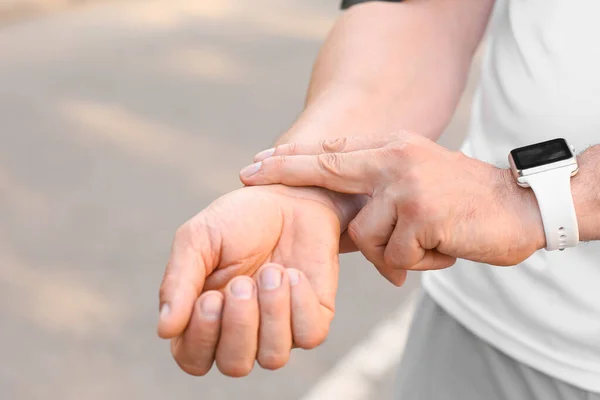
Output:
top-left (287, 269), bottom-right (300, 286)
top-left (240, 162), bottom-right (262, 177)
top-left (231, 278), bottom-right (254, 299)
top-left (260, 266), bottom-right (282, 290)
top-left (255, 148), bottom-right (275, 161)
top-left (201, 294), bottom-right (223, 319)
top-left (160, 303), bottom-right (170, 320)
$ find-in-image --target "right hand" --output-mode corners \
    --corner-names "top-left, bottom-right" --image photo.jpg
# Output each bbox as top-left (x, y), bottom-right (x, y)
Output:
top-left (157, 184), bottom-right (362, 377)
top-left (243, 134), bottom-right (544, 271)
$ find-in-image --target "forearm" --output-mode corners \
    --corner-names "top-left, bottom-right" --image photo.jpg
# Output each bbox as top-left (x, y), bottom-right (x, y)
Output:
top-left (572, 145), bottom-right (600, 242)
top-left (277, 0), bottom-right (494, 145)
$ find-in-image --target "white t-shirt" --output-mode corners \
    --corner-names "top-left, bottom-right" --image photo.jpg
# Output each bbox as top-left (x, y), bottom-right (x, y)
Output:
top-left (423, 0), bottom-right (600, 392)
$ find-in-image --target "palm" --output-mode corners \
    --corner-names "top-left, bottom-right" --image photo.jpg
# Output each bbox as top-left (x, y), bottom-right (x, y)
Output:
top-left (197, 184), bottom-right (341, 315)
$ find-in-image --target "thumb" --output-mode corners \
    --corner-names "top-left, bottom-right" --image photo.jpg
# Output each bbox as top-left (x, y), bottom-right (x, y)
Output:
top-left (157, 220), bottom-right (212, 338)
top-left (339, 231), bottom-right (358, 253)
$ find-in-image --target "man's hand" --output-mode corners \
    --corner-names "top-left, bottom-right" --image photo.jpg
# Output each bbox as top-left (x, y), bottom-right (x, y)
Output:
top-left (157, 184), bottom-right (359, 377)
top-left (241, 133), bottom-right (547, 281)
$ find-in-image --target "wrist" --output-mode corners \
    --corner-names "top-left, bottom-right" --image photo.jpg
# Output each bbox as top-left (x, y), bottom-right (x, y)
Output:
top-left (500, 144), bottom-right (600, 249)
top-left (572, 145), bottom-right (600, 242)
top-left (498, 168), bottom-right (547, 252)
top-left (323, 190), bottom-right (368, 231)
top-left (267, 184), bottom-right (365, 231)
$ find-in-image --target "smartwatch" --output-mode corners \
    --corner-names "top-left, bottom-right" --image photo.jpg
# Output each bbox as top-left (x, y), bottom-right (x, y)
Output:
top-left (508, 138), bottom-right (579, 251)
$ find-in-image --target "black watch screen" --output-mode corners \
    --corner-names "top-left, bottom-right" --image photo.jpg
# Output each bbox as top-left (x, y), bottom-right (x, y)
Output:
top-left (510, 138), bottom-right (572, 170)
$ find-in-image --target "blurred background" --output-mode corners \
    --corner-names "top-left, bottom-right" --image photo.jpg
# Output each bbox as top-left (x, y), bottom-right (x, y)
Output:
top-left (0, 1), bottom-right (478, 399)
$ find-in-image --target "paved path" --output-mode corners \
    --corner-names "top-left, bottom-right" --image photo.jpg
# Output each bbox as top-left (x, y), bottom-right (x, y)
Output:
top-left (0, 1), bottom-right (475, 399)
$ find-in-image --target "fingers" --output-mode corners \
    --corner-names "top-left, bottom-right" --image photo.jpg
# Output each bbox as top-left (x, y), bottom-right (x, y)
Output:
top-left (350, 198), bottom-right (455, 279)
top-left (347, 196), bottom-right (408, 286)
top-left (383, 225), bottom-right (457, 271)
top-left (256, 264), bottom-right (292, 370)
top-left (215, 276), bottom-right (259, 377)
top-left (408, 249), bottom-right (457, 271)
top-left (339, 230), bottom-right (358, 253)
top-left (254, 135), bottom-right (405, 162)
top-left (172, 264), bottom-right (296, 377)
top-left (158, 220), bottom-right (210, 339)
top-left (288, 268), bottom-right (331, 349)
top-left (240, 151), bottom-right (381, 195)
top-left (171, 291), bottom-right (223, 376)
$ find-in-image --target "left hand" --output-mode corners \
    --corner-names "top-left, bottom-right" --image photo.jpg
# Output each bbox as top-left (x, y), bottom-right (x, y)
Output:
top-left (241, 132), bottom-right (545, 283)
top-left (158, 184), bottom-right (361, 377)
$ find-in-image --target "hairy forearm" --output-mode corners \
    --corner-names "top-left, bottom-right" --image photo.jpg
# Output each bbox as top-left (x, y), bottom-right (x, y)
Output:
top-left (572, 145), bottom-right (600, 242)
top-left (277, 0), bottom-right (494, 145)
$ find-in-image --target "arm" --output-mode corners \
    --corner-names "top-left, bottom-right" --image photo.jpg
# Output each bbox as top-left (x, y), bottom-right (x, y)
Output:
top-left (241, 136), bottom-right (600, 271)
top-left (267, 0), bottom-right (496, 251)
top-left (277, 0), bottom-right (495, 145)
top-left (558, 145), bottom-right (600, 243)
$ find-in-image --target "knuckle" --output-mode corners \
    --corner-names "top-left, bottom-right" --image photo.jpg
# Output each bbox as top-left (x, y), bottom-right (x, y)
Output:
top-left (283, 142), bottom-right (300, 155)
top-left (175, 217), bottom-right (208, 253)
top-left (389, 277), bottom-right (406, 287)
top-left (400, 196), bottom-right (430, 220)
top-left (382, 251), bottom-right (400, 271)
top-left (347, 220), bottom-right (362, 244)
top-left (172, 342), bottom-right (213, 377)
top-left (174, 222), bottom-right (192, 243)
top-left (176, 360), bottom-right (211, 377)
top-left (257, 351), bottom-right (289, 370)
top-left (387, 273), bottom-right (407, 287)
top-left (378, 184), bottom-right (402, 200)
top-left (321, 137), bottom-right (347, 153)
top-left (374, 262), bottom-right (406, 286)
top-left (383, 139), bottom-right (423, 163)
top-left (295, 336), bottom-right (322, 350)
top-left (384, 141), bottom-right (411, 158)
top-left (396, 176), bottom-right (430, 218)
top-left (317, 153), bottom-right (342, 175)
top-left (216, 359), bottom-right (253, 378)
top-left (445, 257), bottom-right (458, 269)
top-left (402, 168), bottom-right (420, 186)
top-left (382, 248), bottom-right (411, 272)
top-left (263, 154), bottom-right (287, 170)
top-left (258, 299), bottom-right (286, 319)
top-left (295, 327), bottom-right (327, 350)
top-left (195, 334), bottom-right (218, 350)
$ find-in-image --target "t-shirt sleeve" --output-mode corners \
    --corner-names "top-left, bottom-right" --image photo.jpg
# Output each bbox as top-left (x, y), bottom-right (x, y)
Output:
top-left (341, 0), bottom-right (404, 10)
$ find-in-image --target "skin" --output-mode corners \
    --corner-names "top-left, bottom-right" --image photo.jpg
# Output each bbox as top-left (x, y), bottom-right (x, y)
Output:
top-left (158, 0), bottom-right (496, 376)
top-left (241, 134), bottom-right (600, 269)
top-left (159, 184), bottom-right (360, 376)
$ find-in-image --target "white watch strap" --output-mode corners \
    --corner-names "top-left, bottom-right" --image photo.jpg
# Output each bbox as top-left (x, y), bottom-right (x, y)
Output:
top-left (526, 167), bottom-right (579, 251)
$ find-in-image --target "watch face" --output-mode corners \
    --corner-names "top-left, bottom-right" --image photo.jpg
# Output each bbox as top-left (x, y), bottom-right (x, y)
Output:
top-left (510, 138), bottom-right (573, 170)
